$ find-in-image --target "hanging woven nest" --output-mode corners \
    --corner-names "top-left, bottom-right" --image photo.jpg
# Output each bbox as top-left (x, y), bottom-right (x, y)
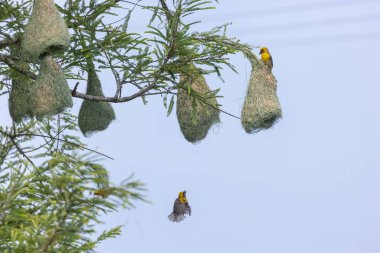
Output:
top-left (176, 74), bottom-right (220, 143)
top-left (8, 43), bottom-right (35, 122)
top-left (241, 65), bottom-right (281, 133)
top-left (21, 0), bottom-right (70, 60)
top-left (9, 78), bottom-right (34, 123)
top-left (30, 54), bottom-right (73, 120)
top-left (78, 61), bottom-right (115, 137)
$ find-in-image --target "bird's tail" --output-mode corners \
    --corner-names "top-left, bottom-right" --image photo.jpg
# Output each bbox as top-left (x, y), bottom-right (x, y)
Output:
top-left (168, 213), bottom-right (185, 223)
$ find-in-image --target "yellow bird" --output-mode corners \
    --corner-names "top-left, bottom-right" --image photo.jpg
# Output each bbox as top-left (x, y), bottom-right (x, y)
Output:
top-left (93, 187), bottom-right (116, 198)
top-left (168, 190), bottom-right (191, 222)
top-left (259, 47), bottom-right (273, 71)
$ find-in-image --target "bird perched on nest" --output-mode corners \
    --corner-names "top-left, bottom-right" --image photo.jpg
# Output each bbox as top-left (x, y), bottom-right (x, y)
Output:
top-left (259, 47), bottom-right (273, 71)
top-left (168, 190), bottom-right (191, 222)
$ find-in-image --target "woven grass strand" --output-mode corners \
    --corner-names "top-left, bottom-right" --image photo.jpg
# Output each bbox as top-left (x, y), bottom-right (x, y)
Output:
top-left (78, 61), bottom-right (115, 137)
top-left (31, 55), bottom-right (73, 120)
top-left (176, 75), bottom-right (220, 143)
top-left (21, 0), bottom-right (70, 60)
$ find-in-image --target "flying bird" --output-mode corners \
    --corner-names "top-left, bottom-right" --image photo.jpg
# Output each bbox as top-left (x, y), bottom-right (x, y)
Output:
top-left (168, 190), bottom-right (191, 222)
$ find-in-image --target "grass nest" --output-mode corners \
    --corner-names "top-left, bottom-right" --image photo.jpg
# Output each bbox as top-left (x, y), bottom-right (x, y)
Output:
top-left (21, 0), bottom-right (70, 60)
top-left (8, 43), bottom-right (35, 122)
top-left (30, 55), bottom-right (73, 120)
top-left (176, 74), bottom-right (220, 143)
top-left (241, 66), bottom-right (281, 133)
top-left (78, 62), bottom-right (115, 137)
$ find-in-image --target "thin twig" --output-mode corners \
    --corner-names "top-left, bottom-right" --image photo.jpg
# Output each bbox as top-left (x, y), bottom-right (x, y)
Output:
top-left (143, 90), bottom-right (177, 96)
top-left (0, 129), bottom-right (114, 160)
top-left (17, 133), bottom-right (114, 160)
top-left (23, 118), bottom-right (77, 154)
top-left (71, 82), bottom-right (79, 96)
top-left (9, 136), bottom-right (38, 169)
top-left (56, 115), bottom-right (61, 152)
top-left (187, 88), bottom-right (241, 119)
top-left (201, 99), bottom-right (240, 119)
top-left (121, 0), bottom-right (144, 7)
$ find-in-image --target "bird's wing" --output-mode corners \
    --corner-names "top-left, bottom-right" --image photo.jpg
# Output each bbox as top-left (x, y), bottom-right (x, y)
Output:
top-left (173, 200), bottom-right (188, 215)
top-left (269, 54), bottom-right (273, 68)
top-left (173, 199), bottom-right (180, 213)
top-left (186, 203), bottom-right (191, 216)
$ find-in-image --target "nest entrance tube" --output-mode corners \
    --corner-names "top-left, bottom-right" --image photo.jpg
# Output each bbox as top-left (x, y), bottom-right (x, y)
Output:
top-left (21, 0), bottom-right (70, 60)
top-left (30, 55), bottom-right (73, 120)
top-left (241, 66), bottom-right (282, 133)
top-left (176, 75), bottom-right (220, 143)
top-left (78, 62), bottom-right (115, 137)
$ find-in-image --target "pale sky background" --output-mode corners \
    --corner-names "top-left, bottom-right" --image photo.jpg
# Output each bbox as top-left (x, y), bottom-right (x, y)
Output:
top-left (2, 0), bottom-right (380, 252)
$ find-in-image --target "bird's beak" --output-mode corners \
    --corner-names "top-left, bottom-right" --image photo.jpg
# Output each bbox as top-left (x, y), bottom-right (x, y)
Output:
top-left (259, 50), bottom-right (262, 54)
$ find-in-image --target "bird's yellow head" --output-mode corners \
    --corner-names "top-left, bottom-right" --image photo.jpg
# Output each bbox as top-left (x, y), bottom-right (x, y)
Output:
top-left (259, 47), bottom-right (269, 55)
top-left (178, 190), bottom-right (188, 203)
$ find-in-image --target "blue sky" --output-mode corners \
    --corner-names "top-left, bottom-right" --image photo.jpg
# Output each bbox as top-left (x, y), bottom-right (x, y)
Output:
top-left (2, 0), bottom-right (380, 252)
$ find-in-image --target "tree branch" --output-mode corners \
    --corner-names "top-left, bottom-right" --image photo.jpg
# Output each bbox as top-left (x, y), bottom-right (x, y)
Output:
top-left (0, 91), bottom-right (9, 96)
top-left (0, 51), bottom-right (169, 104)
top-left (72, 84), bottom-right (156, 103)
top-left (159, 0), bottom-right (172, 20)
top-left (0, 36), bottom-right (19, 49)
top-left (0, 54), bottom-right (38, 79)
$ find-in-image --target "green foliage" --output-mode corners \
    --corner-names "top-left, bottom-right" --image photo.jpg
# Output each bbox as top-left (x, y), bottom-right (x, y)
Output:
top-left (1, 0), bottom-right (255, 107)
top-left (0, 114), bottom-right (146, 252)
top-left (0, 0), bottom-right (275, 251)
top-left (0, 0), bottom-right (270, 138)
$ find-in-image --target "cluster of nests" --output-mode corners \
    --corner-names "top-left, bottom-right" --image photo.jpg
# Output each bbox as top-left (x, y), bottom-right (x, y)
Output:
top-left (177, 62), bottom-right (281, 143)
top-left (9, 0), bottom-right (114, 137)
top-left (8, 0), bottom-right (281, 142)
